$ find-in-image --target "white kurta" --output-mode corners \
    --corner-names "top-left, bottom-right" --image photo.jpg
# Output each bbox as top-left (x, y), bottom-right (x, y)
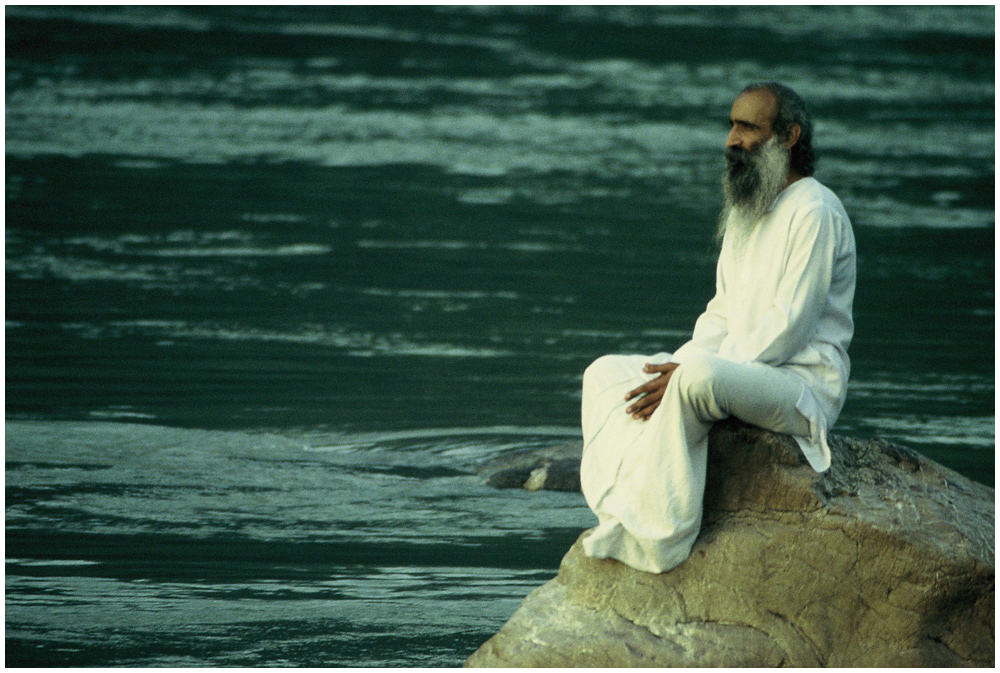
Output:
top-left (580, 177), bottom-right (856, 573)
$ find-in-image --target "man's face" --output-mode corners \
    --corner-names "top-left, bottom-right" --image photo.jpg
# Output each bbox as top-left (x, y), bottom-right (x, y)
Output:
top-left (724, 90), bottom-right (780, 175)
top-left (719, 89), bottom-right (792, 234)
top-left (726, 90), bottom-right (778, 153)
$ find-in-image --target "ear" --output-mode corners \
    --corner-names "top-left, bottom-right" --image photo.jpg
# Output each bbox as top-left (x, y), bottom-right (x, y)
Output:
top-left (783, 123), bottom-right (802, 149)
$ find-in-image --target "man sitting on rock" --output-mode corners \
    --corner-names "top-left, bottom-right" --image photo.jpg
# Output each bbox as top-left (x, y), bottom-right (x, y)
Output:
top-left (580, 82), bottom-right (856, 574)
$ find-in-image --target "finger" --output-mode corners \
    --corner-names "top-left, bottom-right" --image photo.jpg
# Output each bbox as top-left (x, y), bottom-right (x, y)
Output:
top-left (627, 366), bottom-right (677, 402)
top-left (625, 369), bottom-right (673, 400)
top-left (633, 396), bottom-right (661, 420)
top-left (624, 387), bottom-right (644, 402)
top-left (626, 388), bottom-right (663, 416)
top-left (624, 380), bottom-right (655, 401)
top-left (644, 362), bottom-right (678, 375)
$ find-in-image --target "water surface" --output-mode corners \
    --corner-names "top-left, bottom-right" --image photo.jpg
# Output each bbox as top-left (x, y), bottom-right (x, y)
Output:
top-left (6, 5), bottom-right (994, 667)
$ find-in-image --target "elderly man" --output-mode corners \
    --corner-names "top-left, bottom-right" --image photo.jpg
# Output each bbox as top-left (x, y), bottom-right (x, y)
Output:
top-left (579, 82), bottom-right (856, 574)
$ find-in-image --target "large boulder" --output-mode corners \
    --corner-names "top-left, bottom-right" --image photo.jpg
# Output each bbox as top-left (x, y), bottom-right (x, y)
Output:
top-left (467, 419), bottom-right (994, 667)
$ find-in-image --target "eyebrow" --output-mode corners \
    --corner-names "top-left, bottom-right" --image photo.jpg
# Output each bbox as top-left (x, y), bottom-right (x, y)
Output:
top-left (730, 117), bottom-right (762, 130)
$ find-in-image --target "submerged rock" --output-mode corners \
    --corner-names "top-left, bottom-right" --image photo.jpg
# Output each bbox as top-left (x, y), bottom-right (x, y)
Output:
top-left (478, 442), bottom-right (583, 492)
top-left (468, 419), bottom-right (995, 667)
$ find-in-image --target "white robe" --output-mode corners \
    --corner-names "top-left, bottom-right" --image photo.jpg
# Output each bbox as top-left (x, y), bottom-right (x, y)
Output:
top-left (580, 177), bottom-right (856, 573)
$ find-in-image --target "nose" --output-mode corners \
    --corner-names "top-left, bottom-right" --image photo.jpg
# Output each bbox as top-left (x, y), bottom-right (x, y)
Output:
top-left (726, 126), bottom-right (741, 149)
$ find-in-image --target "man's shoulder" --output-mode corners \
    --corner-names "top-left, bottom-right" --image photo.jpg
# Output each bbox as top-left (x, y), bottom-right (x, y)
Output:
top-left (786, 177), bottom-right (849, 219)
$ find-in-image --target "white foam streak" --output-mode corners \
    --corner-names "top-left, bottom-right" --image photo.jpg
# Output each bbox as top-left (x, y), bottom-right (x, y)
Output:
top-left (99, 321), bottom-right (513, 359)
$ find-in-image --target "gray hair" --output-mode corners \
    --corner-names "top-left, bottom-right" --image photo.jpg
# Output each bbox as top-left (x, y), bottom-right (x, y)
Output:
top-left (740, 82), bottom-right (816, 177)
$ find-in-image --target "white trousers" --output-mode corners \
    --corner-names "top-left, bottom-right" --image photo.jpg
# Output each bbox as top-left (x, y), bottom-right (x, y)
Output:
top-left (580, 352), bottom-right (810, 573)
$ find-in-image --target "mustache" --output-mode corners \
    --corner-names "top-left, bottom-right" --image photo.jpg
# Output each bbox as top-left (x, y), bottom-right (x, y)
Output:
top-left (724, 145), bottom-right (754, 168)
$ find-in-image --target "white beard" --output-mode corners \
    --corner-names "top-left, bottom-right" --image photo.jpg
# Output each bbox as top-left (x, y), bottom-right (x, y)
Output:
top-left (717, 137), bottom-right (791, 245)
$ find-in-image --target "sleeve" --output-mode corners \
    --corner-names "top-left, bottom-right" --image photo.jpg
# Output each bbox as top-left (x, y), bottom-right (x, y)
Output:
top-left (670, 252), bottom-right (729, 364)
top-left (727, 204), bottom-right (836, 366)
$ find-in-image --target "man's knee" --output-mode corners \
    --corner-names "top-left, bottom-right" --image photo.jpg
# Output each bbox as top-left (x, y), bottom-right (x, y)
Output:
top-left (583, 354), bottom-right (616, 384)
top-left (584, 354), bottom-right (622, 378)
top-left (672, 356), bottom-right (724, 405)
top-left (583, 354), bottom-right (626, 395)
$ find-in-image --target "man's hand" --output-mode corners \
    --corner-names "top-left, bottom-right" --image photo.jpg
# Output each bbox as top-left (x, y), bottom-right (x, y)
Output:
top-left (624, 362), bottom-right (679, 421)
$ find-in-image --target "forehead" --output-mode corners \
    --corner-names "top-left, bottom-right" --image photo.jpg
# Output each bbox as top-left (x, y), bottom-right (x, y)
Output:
top-left (730, 89), bottom-right (778, 129)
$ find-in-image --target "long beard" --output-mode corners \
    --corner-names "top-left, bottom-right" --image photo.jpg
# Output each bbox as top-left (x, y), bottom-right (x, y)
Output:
top-left (717, 137), bottom-right (791, 244)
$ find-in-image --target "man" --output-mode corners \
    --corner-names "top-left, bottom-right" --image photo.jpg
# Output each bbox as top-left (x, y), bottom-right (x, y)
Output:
top-left (579, 82), bottom-right (856, 574)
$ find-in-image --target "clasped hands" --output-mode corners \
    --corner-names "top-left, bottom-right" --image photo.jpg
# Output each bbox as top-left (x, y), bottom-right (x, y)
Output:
top-left (624, 362), bottom-right (679, 421)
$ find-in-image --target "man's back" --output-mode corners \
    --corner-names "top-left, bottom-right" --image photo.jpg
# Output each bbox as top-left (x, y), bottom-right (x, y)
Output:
top-left (717, 177), bottom-right (855, 374)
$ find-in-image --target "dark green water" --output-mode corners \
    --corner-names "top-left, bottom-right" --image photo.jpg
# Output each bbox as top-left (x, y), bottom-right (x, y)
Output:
top-left (6, 5), bottom-right (994, 667)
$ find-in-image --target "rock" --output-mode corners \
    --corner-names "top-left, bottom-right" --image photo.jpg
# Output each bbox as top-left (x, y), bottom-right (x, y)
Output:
top-left (467, 419), bottom-right (995, 667)
top-left (479, 442), bottom-right (583, 492)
